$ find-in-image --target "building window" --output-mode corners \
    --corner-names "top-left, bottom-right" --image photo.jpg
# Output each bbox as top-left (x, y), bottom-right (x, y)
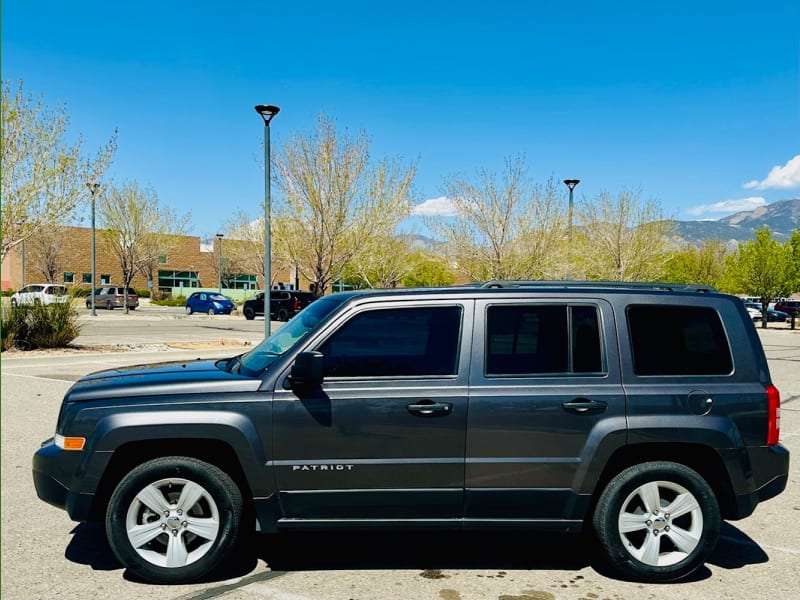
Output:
top-left (100, 274), bottom-right (111, 284)
top-left (225, 273), bottom-right (259, 290)
top-left (158, 255), bottom-right (167, 264)
top-left (63, 272), bottom-right (74, 283)
top-left (82, 273), bottom-right (92, 284)
top-left (158, 270), bottom-right (200, 292)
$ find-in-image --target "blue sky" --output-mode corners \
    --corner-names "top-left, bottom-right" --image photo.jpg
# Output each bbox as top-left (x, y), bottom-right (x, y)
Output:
top-left (3, 0), bottom-right (799, 240)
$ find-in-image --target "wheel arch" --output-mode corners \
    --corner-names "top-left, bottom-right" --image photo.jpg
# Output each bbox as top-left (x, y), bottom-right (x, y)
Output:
top-left (89, 437), bottom-right (254, 521)
top-left (586, 443), bottom-right (737, 522)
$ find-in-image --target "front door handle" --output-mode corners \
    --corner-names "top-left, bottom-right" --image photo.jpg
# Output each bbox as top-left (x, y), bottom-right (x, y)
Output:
top-left (407, 400), bottom-right (453, 416)
top-left (562, 399), bottom-right (608, 414)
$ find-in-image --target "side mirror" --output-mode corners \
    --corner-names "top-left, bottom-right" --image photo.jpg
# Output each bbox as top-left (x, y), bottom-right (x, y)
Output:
top-left (290, 351), bottom-right (324, 389)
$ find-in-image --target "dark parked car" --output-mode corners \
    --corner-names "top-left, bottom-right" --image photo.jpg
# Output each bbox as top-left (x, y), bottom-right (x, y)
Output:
top-left (86, 286), bottom-right (139, 310)
top-left (33, 281), bottom-right (789, 585)
top-left (242, 289), bottom-right (316, 321)
top-left (185, 292), bottom-right (237, 315)
top-left (774, 300), bottom-right (799, 317)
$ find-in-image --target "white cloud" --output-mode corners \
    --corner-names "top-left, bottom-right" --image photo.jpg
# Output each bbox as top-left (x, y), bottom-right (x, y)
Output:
top-left (685, 197), bottom-right (766, 217)
top-left (743, 155), bottom-right (800, 190)
top-left (411, 196), bottom-right (459, 217)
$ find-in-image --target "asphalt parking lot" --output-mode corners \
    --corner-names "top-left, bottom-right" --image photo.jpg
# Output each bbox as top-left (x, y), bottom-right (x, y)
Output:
top-left (1, 311), bottom-right (797, 600)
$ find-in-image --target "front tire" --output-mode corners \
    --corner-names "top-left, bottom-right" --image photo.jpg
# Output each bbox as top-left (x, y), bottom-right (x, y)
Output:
top-left (243, 307), bottom-right (255, 320)
top-left (208, 307), bottom-right (215, 316)
top-left (106, 456), bottom-right (243, 585)
top-left (592, 461), bottom-right (719, 582)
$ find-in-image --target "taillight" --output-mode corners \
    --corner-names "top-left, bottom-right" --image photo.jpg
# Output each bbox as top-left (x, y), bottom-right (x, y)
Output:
top-left (293, 298), bottom-right (299, 310)
top-left (766, 384), bottom-right (781, 445)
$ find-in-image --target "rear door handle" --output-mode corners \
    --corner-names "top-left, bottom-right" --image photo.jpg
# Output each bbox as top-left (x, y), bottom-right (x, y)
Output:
top-left (407, 400), bottom-right (453, 416)
top-left (561, 399), bottom-right (608, 414)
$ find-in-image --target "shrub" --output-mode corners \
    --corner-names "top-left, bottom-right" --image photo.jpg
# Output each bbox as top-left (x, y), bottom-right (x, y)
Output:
top-left (150, 295), bottom-right (187, 307)
top-left (1, 302), bottom-right (82, 351)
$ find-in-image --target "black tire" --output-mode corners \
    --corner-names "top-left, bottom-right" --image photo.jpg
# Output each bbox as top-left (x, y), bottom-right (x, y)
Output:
top-left (208, 307), bottom-right (215, 316)
top-left (106, 456), bottom-right (244, 585)
top-left (277, 308), bottom-right (288, 322)
top-left (107, 300), bottom-right (114, 310)
top-left (243, 306), bottom-right (255, 320)
top-left (186, 306), bottom-right (193, 315)
top-left (592, 461), bottom-right (719, 582)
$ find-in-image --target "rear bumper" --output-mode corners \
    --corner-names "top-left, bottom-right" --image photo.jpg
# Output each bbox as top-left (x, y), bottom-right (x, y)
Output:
top-left (732, 443), bottom-right (790, 519)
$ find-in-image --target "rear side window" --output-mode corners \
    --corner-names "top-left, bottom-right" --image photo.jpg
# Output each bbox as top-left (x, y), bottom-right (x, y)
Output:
top-left (627, 305), bottom-right (732, 375)
top-left (486, 304), bottom-right (603, 376)
top-left (319, 306), bottom-right (462, 378)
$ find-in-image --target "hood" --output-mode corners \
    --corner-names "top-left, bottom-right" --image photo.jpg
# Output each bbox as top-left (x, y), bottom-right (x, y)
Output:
top-left (65, 358), bottom-right (262, 402)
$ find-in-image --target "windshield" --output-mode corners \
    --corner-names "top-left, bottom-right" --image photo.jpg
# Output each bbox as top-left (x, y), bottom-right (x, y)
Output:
top-left (236, 296), bottom-right (344, 375)
top-left (209, 294), bottom-right (228, 301)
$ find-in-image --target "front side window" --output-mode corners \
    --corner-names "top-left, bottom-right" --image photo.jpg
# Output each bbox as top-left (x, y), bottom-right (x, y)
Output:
top-left (627, 305), bottom-right (732, 375)
top-left (486, 304), bottom-right (603, 376)
top-left (318, 306), bottom-right (463, 378)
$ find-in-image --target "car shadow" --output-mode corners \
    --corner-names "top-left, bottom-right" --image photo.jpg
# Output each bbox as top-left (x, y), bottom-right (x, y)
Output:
top-left (63, 520), bottom-right (769, 584)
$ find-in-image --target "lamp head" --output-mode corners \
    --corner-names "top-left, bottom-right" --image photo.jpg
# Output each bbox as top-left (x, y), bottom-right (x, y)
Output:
top-left (563, 179), bottom-right (580, 191)
top-left (254, 104), bottom-right (281, 124)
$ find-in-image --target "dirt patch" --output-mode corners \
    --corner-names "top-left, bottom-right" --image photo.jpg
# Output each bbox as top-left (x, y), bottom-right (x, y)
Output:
top-left (166, 339), bottom-right (254, 350)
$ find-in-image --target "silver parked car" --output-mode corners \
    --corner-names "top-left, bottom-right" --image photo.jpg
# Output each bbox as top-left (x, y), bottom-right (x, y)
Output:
top-left (9, 283), bottom-right (69, 307)
top-left (86, 286), bottom-right (139, 310)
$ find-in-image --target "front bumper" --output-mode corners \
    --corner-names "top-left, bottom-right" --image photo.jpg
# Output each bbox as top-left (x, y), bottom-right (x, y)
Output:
top-left (32, 438), bottom-right (95, 522)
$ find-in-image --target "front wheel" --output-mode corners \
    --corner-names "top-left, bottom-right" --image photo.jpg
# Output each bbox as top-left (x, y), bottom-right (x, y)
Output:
top-left (243, 307), bottom-right (255, 320)
top-left (106, 456), bottom-right (244, 585)
top-left (592, 461), bottom-right (719, 582)
top-left (207, 307), bottom-right (215, 316)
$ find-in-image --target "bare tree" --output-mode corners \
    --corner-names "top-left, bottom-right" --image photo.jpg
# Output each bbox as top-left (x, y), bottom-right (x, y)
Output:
top-left (222, 211), bottom-right (293, 291)
top-left (350, 236), bottom-right (414, 288)
top-left (25, 223), bottom-right (69, 283)
top-left (1, 79), bottom-right (116, 263)
top-left (574, 188), bottom-right (674, 281)
top-left (272, 115), bottom-right (415, 295)
top-left (98, 182), bottom-right (190, 312)
top-left (428, 157), bottom-right (568, 281)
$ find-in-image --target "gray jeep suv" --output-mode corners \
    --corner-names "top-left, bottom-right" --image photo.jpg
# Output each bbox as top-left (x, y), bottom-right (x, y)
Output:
top-left (33, 281), bottom-right (789, 584)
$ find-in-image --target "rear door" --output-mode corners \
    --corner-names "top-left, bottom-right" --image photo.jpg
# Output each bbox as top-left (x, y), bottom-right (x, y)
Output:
top-left (272, 299), bottom-right (472, 522)
top-left (465, 298), bottom-right (626, 524)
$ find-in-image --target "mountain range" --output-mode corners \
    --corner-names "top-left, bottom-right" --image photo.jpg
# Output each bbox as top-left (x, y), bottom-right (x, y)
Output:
top-left (672, 198), bottom-right (800, 244)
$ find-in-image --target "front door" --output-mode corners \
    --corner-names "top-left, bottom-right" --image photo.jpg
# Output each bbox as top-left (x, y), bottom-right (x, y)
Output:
top-left (272, 301), bottom-right (472, 523)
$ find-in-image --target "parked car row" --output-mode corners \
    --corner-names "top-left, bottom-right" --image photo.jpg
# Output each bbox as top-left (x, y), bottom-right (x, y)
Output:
top-left (743, 301), bottom-right (790, 322)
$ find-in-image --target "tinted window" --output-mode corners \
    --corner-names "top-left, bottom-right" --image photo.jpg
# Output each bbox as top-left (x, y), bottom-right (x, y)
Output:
top-left (627, 305), bottom-right (732, 375)
top-left (486, 304), bottom-right (602, 376)
top-left (319, 306), bottom-right (462, 378)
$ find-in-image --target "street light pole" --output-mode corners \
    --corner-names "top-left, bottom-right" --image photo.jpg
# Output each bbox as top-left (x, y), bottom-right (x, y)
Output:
top-left (86, 182), bottom-right (100, 316)
top-left (254, 104), bottom-right (280, 340)
top-left (563, 179), bottom-right (580, 280)
top-left (216, 233), bottom-right (224, 294)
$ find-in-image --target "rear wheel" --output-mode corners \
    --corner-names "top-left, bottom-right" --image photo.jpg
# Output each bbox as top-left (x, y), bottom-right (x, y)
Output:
top-left (592, 461), bottom-right (719, 582)
top-left (185, 306), bottom-right (193, 315)
top-left (277, 308), bottom-right (288, 322)
top-left (106, 456), bottom-right (243, 585)
top-left (107, 300), bottom-right (114, 310)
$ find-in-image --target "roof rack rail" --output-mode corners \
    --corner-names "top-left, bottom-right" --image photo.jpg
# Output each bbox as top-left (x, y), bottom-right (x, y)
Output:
top-left (478, 280), bottom-right (718, 293)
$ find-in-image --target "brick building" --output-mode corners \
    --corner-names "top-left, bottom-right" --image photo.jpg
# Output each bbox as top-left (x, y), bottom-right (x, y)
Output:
top-left (1, 225), bottom-right (303, 295)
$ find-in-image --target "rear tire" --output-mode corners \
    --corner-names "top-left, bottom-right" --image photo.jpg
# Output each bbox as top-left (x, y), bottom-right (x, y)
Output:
top-left (277, 309), bottom-right (288, 322)
top-left (106, 456), bottom-right (244, 585)
top-left (186, 306), bottom-right (193, 315)
top-left (592, 461), bottom-right (719, 582)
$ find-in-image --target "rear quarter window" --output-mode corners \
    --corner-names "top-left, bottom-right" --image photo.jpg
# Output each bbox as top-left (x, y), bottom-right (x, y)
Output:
top-left (627, 305), bottom-right (733, 375)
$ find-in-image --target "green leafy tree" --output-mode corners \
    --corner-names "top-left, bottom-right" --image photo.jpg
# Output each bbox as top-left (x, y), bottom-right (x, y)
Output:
top-left (98, 182), bottom-right (190, 313)
top-left (401, 250), bottom-right (457, 288)
top-left (662, 240), bottom-right (730, 287)
top-left (726, 227), bottom-right (794, 327)
top-left (1, 79), bottom-right (117, 263)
